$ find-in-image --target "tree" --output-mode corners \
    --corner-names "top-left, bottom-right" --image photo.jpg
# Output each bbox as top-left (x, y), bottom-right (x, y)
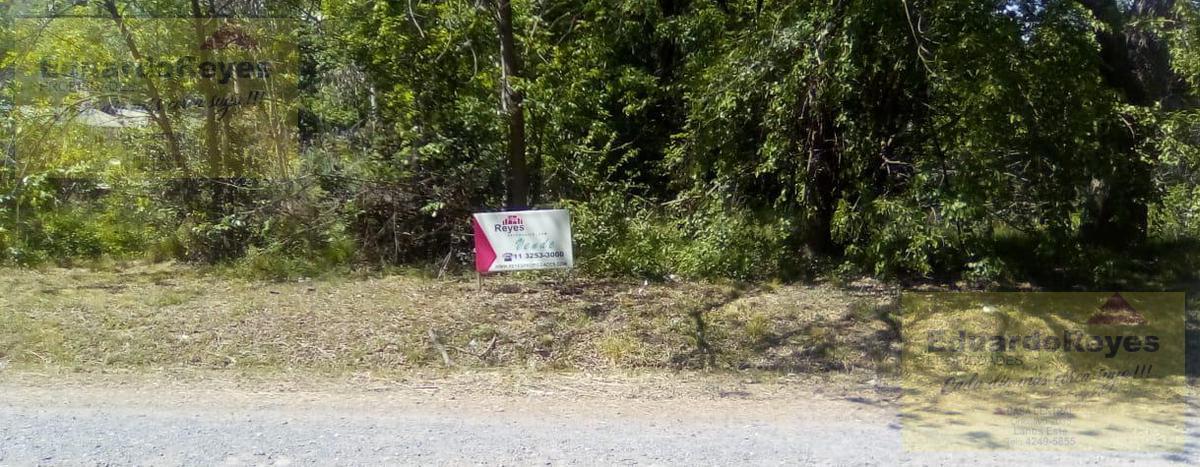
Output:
top-left (100, 0), bottom-right (189, 174)
top-left (1074, 0), bottom-right (1193, 246)
top-left (490, 0), bottom-right (530, 209)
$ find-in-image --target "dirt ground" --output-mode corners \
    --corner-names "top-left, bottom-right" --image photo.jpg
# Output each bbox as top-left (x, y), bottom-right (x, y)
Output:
top-left (0, 263), bottom-right (900, 377)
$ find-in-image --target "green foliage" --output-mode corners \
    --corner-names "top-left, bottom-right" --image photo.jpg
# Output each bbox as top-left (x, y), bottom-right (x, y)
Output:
top-left (2, 0), bottom-right (1199, 287)
top-left (568, 192), bottom-right (788, 280)
top-left (674, 203), bottom-right (791, 280)
top-left (234, 242), bottom-right (350, 281)
top-left (37, 209), bottom-right (106, 259)
top-left (567, 193), bottom-right (679, 279)
top-left (1152, 181), bottom-right (1200, 240)
top-left (0, 226), bottom-right (9, 261)
top-left (834, 198), bottom-right (950, 278)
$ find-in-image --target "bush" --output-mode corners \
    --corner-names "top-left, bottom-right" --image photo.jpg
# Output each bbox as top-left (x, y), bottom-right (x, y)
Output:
top-left (235, 246), bottom-right (334, 281)
top-left (832, 198), bottom-right (955, 278)
top-left (567, 193), bottom-right (680, 279)
top-left (1152, 184), bottom-right (1200, 241)
top-left (32, 209), bottom-right (105, 259)
top-left (675, 205), bottom-right (790, 280)
top-left (567, 193), bottom-right (790, 280)
top-left (0, 225), bottom-right (10, 262)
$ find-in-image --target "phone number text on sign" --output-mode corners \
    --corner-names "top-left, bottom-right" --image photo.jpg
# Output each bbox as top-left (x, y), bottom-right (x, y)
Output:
top-left (471, 210), bottom-right (574, 273)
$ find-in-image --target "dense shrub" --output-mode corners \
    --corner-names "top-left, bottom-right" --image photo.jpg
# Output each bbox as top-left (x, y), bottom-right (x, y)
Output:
top-left (568, 194), bottom-right (681, 279)
top-left (569, 194), bottom-right (792, 280)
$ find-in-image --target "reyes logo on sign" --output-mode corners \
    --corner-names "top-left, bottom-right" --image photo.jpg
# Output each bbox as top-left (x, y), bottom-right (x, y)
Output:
top-left (495, 215), bottom-right (525, 233)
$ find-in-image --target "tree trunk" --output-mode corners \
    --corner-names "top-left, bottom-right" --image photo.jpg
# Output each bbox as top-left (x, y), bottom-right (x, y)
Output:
top-left (1075, 0), bottom-right (1179, 247)
top-left (494, 0), bottom-right (529, 209)
top-left (803, 117), bottom-right (840, 256)
top-left (191, 0), bottom-right (224, 180)
top-left (102, 0), bottom-right (187, 174)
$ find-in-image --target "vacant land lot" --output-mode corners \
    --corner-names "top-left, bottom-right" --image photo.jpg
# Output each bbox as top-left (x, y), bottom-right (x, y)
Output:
top-left (0, 264), bottom-right (899, 377)
top-left (3, 265), bottom-right (1198, 465)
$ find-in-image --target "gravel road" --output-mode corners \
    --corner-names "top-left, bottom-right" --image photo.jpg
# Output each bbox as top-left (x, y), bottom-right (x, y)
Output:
top-left (0, 375), bottom-right (1195, 466)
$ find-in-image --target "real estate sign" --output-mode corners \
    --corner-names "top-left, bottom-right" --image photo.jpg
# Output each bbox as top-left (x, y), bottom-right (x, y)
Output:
top-left (472, 210), bottom-right (574, 273)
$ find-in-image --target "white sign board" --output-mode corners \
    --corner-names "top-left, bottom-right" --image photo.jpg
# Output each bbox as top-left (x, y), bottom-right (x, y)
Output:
top-left (472, 209), bottom-right (574, 273)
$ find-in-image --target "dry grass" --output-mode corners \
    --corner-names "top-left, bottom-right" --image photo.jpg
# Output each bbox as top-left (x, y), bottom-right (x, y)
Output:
top-left (0, 263), bottom-right (899, 376)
